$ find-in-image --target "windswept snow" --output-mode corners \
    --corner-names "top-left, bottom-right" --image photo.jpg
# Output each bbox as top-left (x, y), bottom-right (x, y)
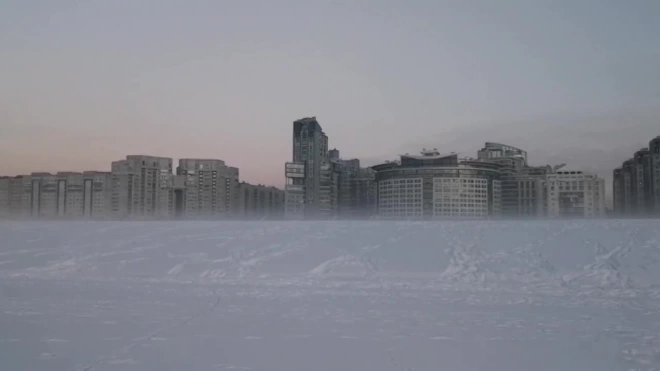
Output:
top-left (1, 220), bottom-right (660, 370)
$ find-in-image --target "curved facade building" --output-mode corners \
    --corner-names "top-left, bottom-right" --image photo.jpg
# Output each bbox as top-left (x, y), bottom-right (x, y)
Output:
top-left (372, 150), bottom-right (502, 219)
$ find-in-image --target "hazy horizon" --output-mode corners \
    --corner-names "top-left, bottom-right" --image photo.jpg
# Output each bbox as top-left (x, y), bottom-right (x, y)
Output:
top-left (2, 0), bottom-right (659, 201)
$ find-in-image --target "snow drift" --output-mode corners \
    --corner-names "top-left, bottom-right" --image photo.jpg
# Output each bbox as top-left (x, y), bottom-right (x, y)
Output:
top-left (1, 220), bottom-right (659, 370)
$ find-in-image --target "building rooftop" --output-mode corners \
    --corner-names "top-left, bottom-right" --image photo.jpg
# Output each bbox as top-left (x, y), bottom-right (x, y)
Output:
top-left (400, 153), bottom-right (456, 160)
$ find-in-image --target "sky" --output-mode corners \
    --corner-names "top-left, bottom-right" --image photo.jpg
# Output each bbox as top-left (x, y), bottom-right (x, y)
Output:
top-left (1, 0), bottom-right (659, 201)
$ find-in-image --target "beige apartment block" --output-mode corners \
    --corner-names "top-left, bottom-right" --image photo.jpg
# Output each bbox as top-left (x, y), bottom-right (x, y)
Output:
top-left (0, 172), bottom-right (112, 219)
top-left (111, 155), bottom-right (174, 219)
top-left (176, 159), bottom-right (227, 219)
top-left (54, 172), bottom-right (112, 219)
top-left (545, 171), bottom-right (606, 218)
top-left (0, 175), bottom-right (34, 218)
top-left (225, 166), bottom-right (240, 217)
top-left (0, 177), bottom-right (10, 218)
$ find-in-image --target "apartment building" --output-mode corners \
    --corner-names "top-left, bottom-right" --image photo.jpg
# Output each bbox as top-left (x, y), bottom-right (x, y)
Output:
top-left (0, 172), bottom-right (112, 219)
top-left (237, 182), bottom-right (285, 219)
top-left (0, 177), bottom-right (12, 218)
top-left (285, 117), bottom-right (332, 219)
top-left (613, 135), bottom-right (660, 217)
top-left (500, 167), bottom-right (551, 218)
top-left (111, 155), bottom-right (173, 219)
top-left (56, 172), bottom-right (112, 219)
top-left (225, 166), bottom-right (240, 217)
top-left (651, 136), bottom-right (660, 214)
top-left (1, 155), bottom-right (250, 220)
top-left (336, 159), bottom-right (376, 218)
top-left (545, 170), bottom-right (606, 218)
top-left (372, 150), bottom-right (503, 219)
top-left (176, 159), bottom-right (227, 219)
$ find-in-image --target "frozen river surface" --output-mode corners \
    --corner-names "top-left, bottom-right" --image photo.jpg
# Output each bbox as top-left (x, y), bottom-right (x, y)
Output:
top-left (1, 220), bottom-right (660, 370)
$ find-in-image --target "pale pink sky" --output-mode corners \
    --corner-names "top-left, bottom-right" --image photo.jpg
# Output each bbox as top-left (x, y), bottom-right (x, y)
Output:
top-left (2, 1), bottom-right (659, 192)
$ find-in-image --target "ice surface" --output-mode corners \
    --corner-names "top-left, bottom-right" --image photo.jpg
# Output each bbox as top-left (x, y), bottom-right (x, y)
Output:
top-left (1, 220), bottom-right (660, 370)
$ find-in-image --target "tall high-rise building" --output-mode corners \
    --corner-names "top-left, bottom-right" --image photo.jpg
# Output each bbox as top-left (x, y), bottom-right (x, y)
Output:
top-left (621, 158), bottom-right (635, 215)
top-left (285, 117), bottom-right (333, 218)
top-left (476, 142), bottom-right (547, 217)
top-left (651, 136), bottom-right (660, 214)
top-left (176, 159), bottom-right (227, 219)
top-left (319, 161), bottom-right (340, 217)
top-left (225, 167), bottom-right (240, 217)
top-left (632, 148), bottom-right (653, 215)
top-left (612, 136), bottom-right (660, 217)
top-left (111, 155), bottom-right (173, 219)
top-left (612, 167), bottom-right (626, 216)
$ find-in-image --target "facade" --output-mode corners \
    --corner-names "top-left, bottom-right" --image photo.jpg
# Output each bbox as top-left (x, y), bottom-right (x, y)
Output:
top-left (284, 162), bottom-right (306, 217)
top-left (633, 148), bottom-right (653, 214)
top-left (0, 178), bottom-right (8, 218)
top-left (477, 141), bottom-right (608, 219)
top-left (237, 182), bottom-right (285, 219)
top-left (336, 159), bottom-right (377, 218)
top-left (612, 135), bottom-right (660, 217)
top-left (60, 172), bottom-right (113, 219)
top-left (372, 143), bottom-right (606, 220)
top-left (319, 161), bottom-right (340, 217)
top-left (651, 136), bottom-right (660, 214)
top-left (0, 172), bottom-right (112, 219)
top-left (622, 159), bottom-right (635, 215)
top-left (477, 142), bottom-right (546, 218)
top-left (285, 117), bottom-right (335, 219)
top-left (0, 156), bottom-right (256, 221)
top-left (0, 176), bottom-right (31, 218)
top-left (225, 167), bottom-right (240, 217)
top-left (110, 155), bottom-right (174, 219)
top-left (612, 167), bottom-right (625, 215)
top-left (545, 170), bottom-right (606, 218)
top-left (500, 170), bottom-right (548, 218)
top-left (176, 159), bottom-right (227, 219)
top-left (372, 150), bottom-right (502, 219)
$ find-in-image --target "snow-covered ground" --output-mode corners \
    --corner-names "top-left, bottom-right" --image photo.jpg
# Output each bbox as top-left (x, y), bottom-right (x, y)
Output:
top-left (1, 220), bottom-right (660, 371)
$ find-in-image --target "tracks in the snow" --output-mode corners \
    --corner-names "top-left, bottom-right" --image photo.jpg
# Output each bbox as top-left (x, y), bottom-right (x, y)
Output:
top-left (77, 289), bottom-right (222, 371)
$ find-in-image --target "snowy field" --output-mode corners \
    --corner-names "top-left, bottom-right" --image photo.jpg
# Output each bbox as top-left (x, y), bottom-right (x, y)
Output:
top-left (1, 220), bottom-right (660, 371)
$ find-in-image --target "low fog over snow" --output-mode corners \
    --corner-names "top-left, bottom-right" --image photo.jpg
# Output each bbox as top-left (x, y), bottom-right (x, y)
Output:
top-left (1, 220), bottom-right (660, 370)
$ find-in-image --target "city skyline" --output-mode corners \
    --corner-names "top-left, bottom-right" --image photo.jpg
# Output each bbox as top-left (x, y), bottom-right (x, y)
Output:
top-left (0, 154), bottom-right (285, 220)
top-left (2, 1), bottom-right (659, 195)
top-left (1, 127), bottom-right (657, 205)
top-left (1, 116), bottom-right (617, 220)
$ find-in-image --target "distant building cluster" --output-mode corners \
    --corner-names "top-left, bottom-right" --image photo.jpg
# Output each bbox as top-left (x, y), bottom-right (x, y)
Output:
top-left (0, 156), bottom-right (283, 220)
top-left (612, 135), bottom-right (660, 217)
top-left (4, 116), bottom-right (653, 221)
top-left (284, 117), bottom-right (376, 219)
top-left (284, 118), bottom-right (608, 220)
